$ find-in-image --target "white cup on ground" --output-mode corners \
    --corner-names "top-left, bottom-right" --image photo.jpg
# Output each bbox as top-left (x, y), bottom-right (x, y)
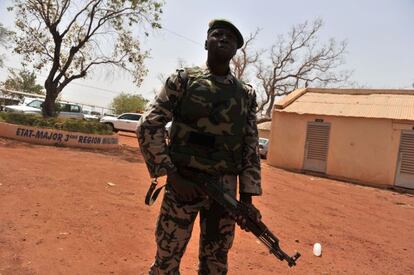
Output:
top-left (313, 243), bottom-right (322, 257)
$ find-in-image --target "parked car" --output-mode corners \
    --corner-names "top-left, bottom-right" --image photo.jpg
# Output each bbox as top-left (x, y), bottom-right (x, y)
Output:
top-left (4, 99), bottom-right (84, 119)
top-left (82, 110), bottom-right (101, 120)
top-left (259, 137), bottom-right (269, 159)
top-left (0, 98), bottom-right (20, 111)
top-left (21, 97), bottom-right (40, 105)
top-left (100, 112), bottom-right (142, 132)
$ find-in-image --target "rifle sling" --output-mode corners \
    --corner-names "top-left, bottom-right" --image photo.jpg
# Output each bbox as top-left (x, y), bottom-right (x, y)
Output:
top-left (145, 178), bottom-right (166, 206)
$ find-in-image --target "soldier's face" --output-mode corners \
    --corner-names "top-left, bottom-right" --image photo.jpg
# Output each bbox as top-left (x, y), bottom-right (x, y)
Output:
top-left (205, 28), bottom-right (238, 62)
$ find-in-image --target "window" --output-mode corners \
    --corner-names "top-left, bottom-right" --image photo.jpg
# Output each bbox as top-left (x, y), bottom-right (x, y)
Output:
top-left (129, 114), bottom-right (141, 121)
top-left (69, 105), bottom-right (81, 113)
top-left (119, 114), bottom-right (141, 120)
top-left (27, 100), bottom-right (43, 109)
top-left (60, 103), bottom-right (81, 113)
top-left (118, 114), bottom-right (129, 120)
top-left (59, 103), bottom-right (69, 112)
top-left (259, 138), bottom-right (269, 145)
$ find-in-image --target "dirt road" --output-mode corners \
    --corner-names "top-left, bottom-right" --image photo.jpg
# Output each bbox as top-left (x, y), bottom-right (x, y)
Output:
top-left (0, 132), bottom-right (413, 274)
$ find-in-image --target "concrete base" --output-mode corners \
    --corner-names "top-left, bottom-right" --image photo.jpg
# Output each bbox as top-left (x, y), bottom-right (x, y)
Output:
top-left (0, 122), bottom-right (118, 149)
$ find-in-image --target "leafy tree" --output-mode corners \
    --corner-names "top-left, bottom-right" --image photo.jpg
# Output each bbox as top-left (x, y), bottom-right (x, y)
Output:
top-left (0, 24), bottom-right (9, 46)
top-left (231, 19), bottom-right (352, 122)
top-left (2, 68), bottom-right (44, 95)
top-left (10, 0), bottom-right (163, 117)
top-left (110, 92), bottom-right (148, 114)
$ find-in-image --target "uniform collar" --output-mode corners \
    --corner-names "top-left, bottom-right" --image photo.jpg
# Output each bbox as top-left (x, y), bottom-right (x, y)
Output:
top-left (202, 65), bottom-right (235, 84)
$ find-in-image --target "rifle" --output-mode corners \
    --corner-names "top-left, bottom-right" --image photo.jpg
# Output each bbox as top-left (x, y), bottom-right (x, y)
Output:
top-left (193, 171), bottom-right (301, 267)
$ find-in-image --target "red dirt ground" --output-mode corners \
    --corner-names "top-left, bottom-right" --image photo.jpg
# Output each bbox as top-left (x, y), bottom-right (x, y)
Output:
top-left (1, 132), bottom-right (413, 275)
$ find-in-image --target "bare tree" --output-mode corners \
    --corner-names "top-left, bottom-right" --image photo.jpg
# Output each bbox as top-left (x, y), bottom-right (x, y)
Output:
top-left (10, 0), bottom-right (163, 117)
top-left (256, 19), bottom-right (351, 121)
top-left (231, 28), bottom-right (261, 82)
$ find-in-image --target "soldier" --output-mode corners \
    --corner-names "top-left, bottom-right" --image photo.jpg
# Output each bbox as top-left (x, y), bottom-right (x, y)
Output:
top-left (137, 19), bottom-right (262, 275)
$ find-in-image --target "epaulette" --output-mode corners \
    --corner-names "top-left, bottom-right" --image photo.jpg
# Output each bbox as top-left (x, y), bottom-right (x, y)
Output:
top-left (176, 66), bottom-right (205, 90)
top-left (239, 81), bottom-right (254, 96)
top-left (176, 69), bottom-right (188, 89)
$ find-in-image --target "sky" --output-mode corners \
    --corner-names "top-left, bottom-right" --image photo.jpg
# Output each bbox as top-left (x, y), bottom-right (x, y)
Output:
top-left (0, 0), bottom-right (413, 110)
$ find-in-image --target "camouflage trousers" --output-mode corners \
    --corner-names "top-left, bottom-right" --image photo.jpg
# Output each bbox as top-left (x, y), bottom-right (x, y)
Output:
top-left (149, 174), bottom-right (237, 275)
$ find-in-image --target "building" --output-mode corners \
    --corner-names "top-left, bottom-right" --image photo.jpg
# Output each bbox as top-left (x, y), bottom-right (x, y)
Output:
top-left (268, 88), bottom-right (414, 189)
top-left (257, 121), bottom-right (271, 139)
top-left (0, 88), bottom-right (45, 110)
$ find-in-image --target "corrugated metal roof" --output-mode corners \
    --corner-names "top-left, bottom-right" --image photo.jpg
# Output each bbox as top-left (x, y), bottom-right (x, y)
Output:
top-left (275, 88), bottom-right (414, 120)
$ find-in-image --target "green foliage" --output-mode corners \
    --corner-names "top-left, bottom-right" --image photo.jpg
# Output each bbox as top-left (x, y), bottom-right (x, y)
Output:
top-left (0, 112), bottom-right (112, 135)
top-left (110, 92), bottom-right (149, 114)
top-left (0, 23), bottom-right (12, 67)
top-left (0, 24), bottom-right (10, 46)
top-left (2, 68), bottom-right (44, 95)
top-left (10, 0), bottom-right (163, 117)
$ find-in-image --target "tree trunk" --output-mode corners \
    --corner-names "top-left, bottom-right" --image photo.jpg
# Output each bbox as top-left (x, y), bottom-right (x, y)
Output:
top-left (265, 95), bottom-right (276, 118)
top-left (42, 84), bottom-right (59, 118)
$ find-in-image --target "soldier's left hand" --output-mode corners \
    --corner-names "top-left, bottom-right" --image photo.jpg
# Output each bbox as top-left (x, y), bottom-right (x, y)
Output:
top-left (235, 194), bottom-right (262, 232)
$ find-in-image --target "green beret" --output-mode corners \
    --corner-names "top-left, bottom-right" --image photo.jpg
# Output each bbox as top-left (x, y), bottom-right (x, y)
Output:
top-left (208, 19), bottom-right (244, 49)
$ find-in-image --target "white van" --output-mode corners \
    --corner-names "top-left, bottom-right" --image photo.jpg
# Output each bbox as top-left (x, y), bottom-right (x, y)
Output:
top-left (4, 99), bottom-right (84, 119)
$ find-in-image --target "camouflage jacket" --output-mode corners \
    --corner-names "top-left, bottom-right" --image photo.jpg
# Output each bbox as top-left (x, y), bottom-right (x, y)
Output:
top-left (136, 66), bottom-right (262, 195)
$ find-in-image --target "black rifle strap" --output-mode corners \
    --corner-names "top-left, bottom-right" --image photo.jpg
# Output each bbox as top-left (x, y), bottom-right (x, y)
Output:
top-left (145, 178), bottom-right (166, 206)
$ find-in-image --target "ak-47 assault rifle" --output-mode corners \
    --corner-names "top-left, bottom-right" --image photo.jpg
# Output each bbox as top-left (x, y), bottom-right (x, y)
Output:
top-left (190, 171), bottom-right (301, 267)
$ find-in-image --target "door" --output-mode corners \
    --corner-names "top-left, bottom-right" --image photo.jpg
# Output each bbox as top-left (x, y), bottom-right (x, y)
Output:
top-left (303, 122), bottom-right (331, 173)
top-left (116, 114), bottom-right (131, 131)
top-left (125, 114), bottom-right (141, 131)
top-left (116, 113), bottom-right (141, 131)
top-left (395, 130), bottom-right (414, 189)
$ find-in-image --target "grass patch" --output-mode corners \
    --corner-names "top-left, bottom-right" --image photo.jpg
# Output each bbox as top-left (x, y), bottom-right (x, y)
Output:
top-left (0, 112), bottom-right (113, 135)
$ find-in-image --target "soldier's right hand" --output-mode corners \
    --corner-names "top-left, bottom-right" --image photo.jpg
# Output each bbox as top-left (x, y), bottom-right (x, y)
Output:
top-left (167, 170), bottom-right (202, 201)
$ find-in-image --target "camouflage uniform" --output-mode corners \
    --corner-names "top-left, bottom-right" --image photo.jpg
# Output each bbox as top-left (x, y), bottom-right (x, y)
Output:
top-left (137, 66), bottom-right (261, 274)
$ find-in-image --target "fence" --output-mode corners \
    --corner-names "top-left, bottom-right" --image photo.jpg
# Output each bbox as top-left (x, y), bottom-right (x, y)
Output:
top-left (0, 88), bottom-right (115, 116)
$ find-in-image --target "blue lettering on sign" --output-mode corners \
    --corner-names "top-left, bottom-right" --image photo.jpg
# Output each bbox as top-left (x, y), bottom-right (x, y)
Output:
top-left (102, 137), bottom-right (117, 144)
top-left (64, 134), bottom-right (78, 142)
top-left (14, 128), bottom-right (63, 142)
top-left (78, 136), bottom-right (102, 144)
top-left (15, 127), bottom-right (113, 145)
top-left (16, 128), bottom-right (34, 138)
top-left (34, 130), bottom-right (44, 139)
